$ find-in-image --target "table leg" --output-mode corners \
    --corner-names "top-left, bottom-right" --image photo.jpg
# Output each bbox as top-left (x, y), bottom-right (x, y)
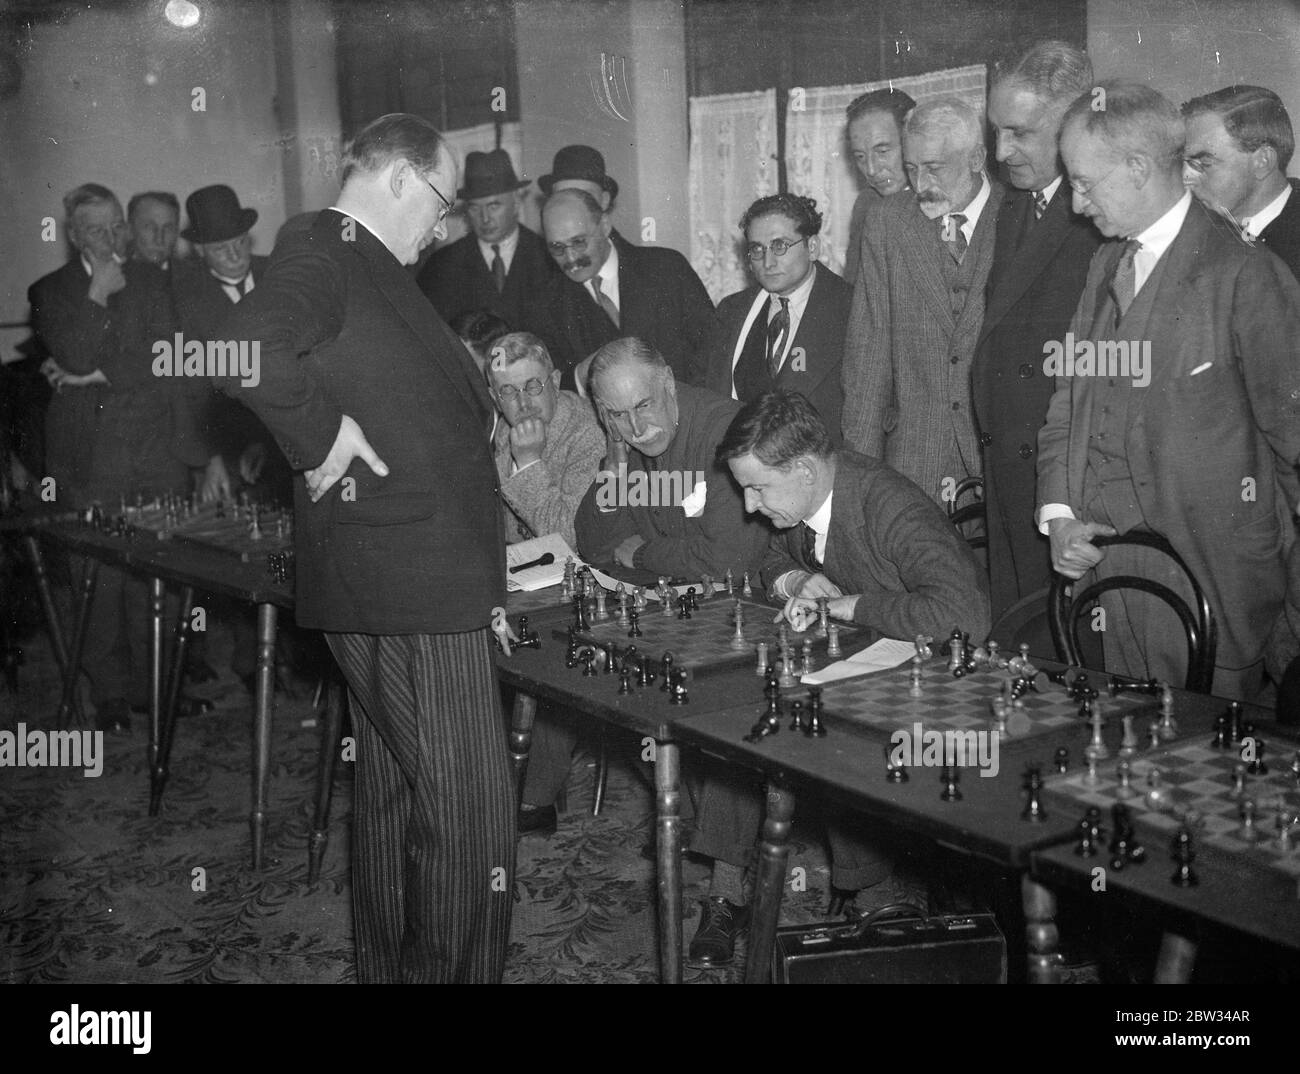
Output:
top-left (654, 738), bottom-right (683, 984)
top-left (308, 676), bottom-right (345, 883)
top-left (23, 534), bottom-right (69, 675)
top-left (745, 778), bottom-right (795, 984)
top-left (148, 577), bottom-right (165, 772)
top-left (1154, 931), bottom-right (1198, 983)
top-left (250, 602), bottom-right (278, 870)
top-left (150, 585), bottom-right (194, 816)
top-left (56, 556), bottom-right (98, 728)
top-left (1022, 874), bottom-right (1062, 983)
top-left (507, 690), bottom-right (538, 804)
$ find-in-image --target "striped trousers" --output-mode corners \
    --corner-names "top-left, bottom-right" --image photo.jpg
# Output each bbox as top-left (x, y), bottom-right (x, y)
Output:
top-left (326, 628), bottom-right (516, 983)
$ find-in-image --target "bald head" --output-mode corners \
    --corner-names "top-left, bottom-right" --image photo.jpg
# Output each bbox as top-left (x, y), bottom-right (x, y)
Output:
top-left (542, 188), bottom-right (612, 285)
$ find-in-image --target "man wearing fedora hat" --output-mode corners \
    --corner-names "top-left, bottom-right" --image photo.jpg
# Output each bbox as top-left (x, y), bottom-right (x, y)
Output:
top-left (417, 148), bottom-right (559, 341)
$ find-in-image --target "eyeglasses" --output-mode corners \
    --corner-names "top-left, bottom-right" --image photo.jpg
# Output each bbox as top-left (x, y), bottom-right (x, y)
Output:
top-left (547, 235), bottom-right (593, 257)
top-left (493, 378), bottom-right (548, 400)
top-left (745, 236), bottom-right (808, 261)
top-left (423, 176), bottom-right (454, 222)
top-left (1068, 161), bottom-right (1123, 200)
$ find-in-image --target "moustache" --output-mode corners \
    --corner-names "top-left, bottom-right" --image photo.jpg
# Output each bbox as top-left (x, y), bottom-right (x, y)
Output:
top-left (917, 192), bottom-right (946, 204)
top-left (627, 425), bottom-right (666, 446)
top-left (564, 258), bottom-right (592, 272)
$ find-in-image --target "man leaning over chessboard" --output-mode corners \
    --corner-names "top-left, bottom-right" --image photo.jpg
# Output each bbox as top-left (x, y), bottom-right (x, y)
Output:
top-left (679, 389), bottom-right (992, 966)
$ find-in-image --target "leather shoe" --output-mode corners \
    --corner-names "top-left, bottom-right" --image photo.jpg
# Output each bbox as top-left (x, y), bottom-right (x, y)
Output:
top-left (518, 804), bottom-right (558, 838)
top-left (688, 896), bottom-right (749, 966)
top-left (95, 698), bottom-right (132, 734)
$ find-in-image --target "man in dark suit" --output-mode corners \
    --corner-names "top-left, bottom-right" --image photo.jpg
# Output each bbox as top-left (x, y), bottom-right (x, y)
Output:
top-left (174, 185), bottom-right (271, 502)
top-left (843, 88), bottom-right (915, 285)
top-left (538, 143), bottom-right (622, 222)
top-left (842, 96), bottom-right (1003, 506)
top-left (1040, 82), bottom-right (1300, 703)
top-left (541, 189), bottom-right (716, 386)
top-left (1183, 85), bottom-right (1300, 280)
top-left (680, 390), bottom-right (990, 965)
top-left (214, 114), bottom-right (516, 982)
top-left (127, 191), bottom-right (181, 276)
top-left (416, 149), bottom-right (559, 339)
top-left (704, 193), bottom-right (852, 441)
top-left (973, 41), bottom-right (1101, 623)
top-left (29, 183), bottom-right (212, 732)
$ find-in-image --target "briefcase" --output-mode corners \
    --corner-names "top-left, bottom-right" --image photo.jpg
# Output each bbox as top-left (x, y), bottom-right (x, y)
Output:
top-left (772, 903), bottom-right (1006, 984)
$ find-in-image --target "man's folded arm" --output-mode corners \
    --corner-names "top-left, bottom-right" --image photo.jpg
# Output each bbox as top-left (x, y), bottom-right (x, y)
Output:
top-left (212, 245), bottom-right (345, 470)
top-left (28, 279), bottom-right (110, 376)
top-left (574, 477), bottom-right (640, 565)
top-left (631, 470), bottom-right (769, 580)
top-left (501, 425), bottom-right (604, 549)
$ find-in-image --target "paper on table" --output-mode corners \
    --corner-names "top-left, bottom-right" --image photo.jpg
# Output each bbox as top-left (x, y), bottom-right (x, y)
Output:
top-left (506, 534), bottom-right (581, 591)
top-left (801, 637), bottom-right (916, 685)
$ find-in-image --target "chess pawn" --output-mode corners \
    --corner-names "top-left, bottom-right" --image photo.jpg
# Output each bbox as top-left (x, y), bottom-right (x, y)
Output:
top-left (1148, 721), bottom-right (1162, 750)
top-left (1115, 760), bottom-right (1136, 800)
top-left (754, 641), bottom-right (769, 676)
top-left (1231, 763), bottom-right (1248, 798)
top-left (1276, 807), bottom-right (1295, 853)
top-left (1238, 797), bottom-right (1258, 842)
top-left (1144, 768), bottom-right (1171, 812)
top-left (729, 601), bottom-right (747, 651)
top-left (947, 628), bottom-right (964, 673)
top-left (616, 584), bottom-right (629, 626)
top-left (1021, 766), bottom-right (1047, 823)
top-left (817, 596), bottom-right (830, 638)
top-left (618, 666), bottom-right (634, 695)
top-left (1170, 827), bottom-right (1198, 887)
top-left (884, 742), bottom-right (909, 783)
top-left (1082, 748), bottom-right (1101, 786)
top-left (661, 586), bottom-right (675, 617)
top-left (778, 648), bottom-right (797, 690)
top-left (1087, 701), bottom-right (1109, 760)
top-left (939, 765), bottom-right (961, 802)
top-left (989, 696), bottom-right (1009, 738)
top-left (788, 700), bottom-right (804, 733)
top-left (594, 588), bottom-right (609, 621)
top-left (908, 656), bottom-right (924, 697)
top-left (627, 610), bottom-right (642, 639)
top-left (1053, 747), bottom-right (1069, 774)
top-left (1074, 810), bottom-right (1100, 858)
top-left (826, 623), bottom-right (842, 659)
top-left (742, 571), bottom-right (753, 597)
top-left (723, 568), bottom-right (734, 595)
top-left (1157, 685), bottom-right (1178, 740)
top-left (801, 637), bottom-right (813, 678)
top-left (1118, 714), bottom-right (1137, 761)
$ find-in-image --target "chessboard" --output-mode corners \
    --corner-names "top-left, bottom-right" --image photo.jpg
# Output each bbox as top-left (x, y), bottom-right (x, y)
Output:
top-left (115, 495), bottom-right (293, 563)
top-left (554, 593), bottom-right (860, 677)
top-left (817, 660), bottom-right (1144, 745)
top-left (1045, 739), bottom-right (1300, 881)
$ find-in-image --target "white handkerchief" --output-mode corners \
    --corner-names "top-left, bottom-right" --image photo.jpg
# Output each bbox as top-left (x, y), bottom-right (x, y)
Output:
top-left (682, 480), bottom-right (708, 518)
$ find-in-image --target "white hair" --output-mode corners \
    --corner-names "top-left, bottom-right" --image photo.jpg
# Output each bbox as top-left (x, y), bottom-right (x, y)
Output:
top-left (904, 97), bottom-right (984, 154)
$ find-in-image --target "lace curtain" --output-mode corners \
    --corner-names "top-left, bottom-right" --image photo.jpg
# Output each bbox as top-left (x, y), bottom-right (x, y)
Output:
top-left (688, 90), bottom-right (779, 303)
top-left (785, 65), bottom-right (987, 276)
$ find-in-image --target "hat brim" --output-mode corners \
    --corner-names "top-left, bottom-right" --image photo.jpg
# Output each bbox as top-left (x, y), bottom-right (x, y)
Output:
top-left (456, 177), bottom-right (532, 201)
top-left (538, 174), bottom-right (619, 201)
top-left (181, 207), bottom-right (259, 245)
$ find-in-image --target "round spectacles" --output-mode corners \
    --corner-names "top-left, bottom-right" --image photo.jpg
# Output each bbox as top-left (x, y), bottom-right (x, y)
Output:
top-left (494, 378), bottom-right (548, 400)
top-left (745, 236), bottom-right (808, 261)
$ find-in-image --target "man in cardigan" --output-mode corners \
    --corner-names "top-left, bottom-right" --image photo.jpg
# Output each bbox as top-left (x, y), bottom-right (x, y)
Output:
top-left (416, 149), bottom-right (560, 342)
top-left (573, 338), bottom-right (772, 581)
top-left (487, 331), bottom-right (604, 836)
top-left (678, 390), bottom-right (991, 964)
top-left (704, 193), bottom-right (852, 441)
top-left (213, 114), bottom-right (516, 982)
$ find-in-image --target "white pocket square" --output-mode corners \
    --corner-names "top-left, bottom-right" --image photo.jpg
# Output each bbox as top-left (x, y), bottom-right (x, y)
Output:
top-left (682, 480), bottom-right (708, 518)
top-left (1189, 362), bottom-right (1213, 376)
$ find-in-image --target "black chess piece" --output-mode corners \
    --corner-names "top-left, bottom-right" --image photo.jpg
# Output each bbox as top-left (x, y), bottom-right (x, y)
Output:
top-left (940, 765), bottom-right (962, 801)
top-left (565, 628), bottom-right (580, 668)
top-left (1170, 826), bottom-right (1198, 887)
top-left (1109, 675), bottom-right (1161, 697)
top-left (573, 594), bottom-right (590, 632)
top-left (686, 587), bottom-right (698, 612)
top-left (1210, 714), bottom-right (1228, 749)
top-left (745, 695), bottom-right (782, 742)
top-left (581, 649), bottom-right (597, 677)
top-left (1227, 701), bottom-right (1243, 745)
top-left (669, 668), bottom-right (689, 705)
top-left (618, 666), bottom-right (634, 695)
top-left (1108, 803), bottom-right (1146, 870)
top-left (1246, 737), bottom-right (1268, 776)
top-left (805, 699), bottom-right (827, 737)
top-left (1022, 765), bottom-right (1047, 822)
top-left (885, 742), bottom-right (909, 783)
top-left (628, 610), bottom-right (642, 638)
top-left (660, 652), bottom-right (675, 692)
top-left (788, 699), bottom-right (804, 732)
top-left (1053, 747), bottom-right (1069, 774)
top-left (1074, 806), bottom-right (1103, 857)
top-left (637, 656), bottom-right (654, 687)
top-left (516, 616), bottom-right (541, 650)
top-left (676, 596), bottom-right (691, 621)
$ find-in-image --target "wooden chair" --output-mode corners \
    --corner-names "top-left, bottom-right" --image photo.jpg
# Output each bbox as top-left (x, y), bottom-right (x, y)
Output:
top-left (946, 476), bottom-right (986, 552)
top-left (1048, 530), bottom-right (1217, 694)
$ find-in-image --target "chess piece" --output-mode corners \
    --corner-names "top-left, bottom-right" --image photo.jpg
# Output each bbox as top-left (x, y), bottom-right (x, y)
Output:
top-left (742, 571), bottom-right (753, 597)
top-left (661, 587), bottom-right (675, 617)
top-left (1238, 797), bottom-right (1258, 841)
top-left (1210, 714), bottom-right (1229, 749)
top-left (908, 656), bottom-right (923, 697)
top-left (618, 666), bottom-right (634, 695)
top-left (1275, 807), bottom-right (1294, 853)
top-left (1074, 807), bottom-right (1102, 857)
top-left (1227, 701), bottom-right (1244, 746)
top-left (1144, 769), bottom-right (1170, 811)
top-left (1022, 765), bottom-right (1047, 822)
top-left (676, 595), bottom-right (691, 620)
top-left (826, 623), bottom-right (842, 659)
top-left (594, 588), bottom-right (608, 621)
top-left (1053, 747), bottom-right (1069, 775)
top-left (817, 596), bottom-right (830, 638)
top-left (616, 584), bottom-right (629, 627)
top-left (885, 742), bottom-right (909, 783)
top-left (1246, 738), bottom-right (1268, 776)
top-left (778, 647), bottom-right (797, 690)
top-left (1087, 701), bottom-right (1109, 760)
top-left (947, 628), bottom-right (964, 673)
top-left (1118, 714), bottom-right (1138, 761)
top-left (1170, 826), bottom-right (1198, 887)
top-left (990, 696), bottom-right (1009, 738)
top-left (627, 610), bottom-right (642, 638)
top-left (1108, 803), bottom-right (1146, 869)
top-left (914, 633), bottom-right (934, 661)
top-left (1147, 721), bottom-right (1161, 749)
top-left (1231, 763), bottom-right (1248, 798)
top-left (805, 694), bottom-right (827, 737)
top-left (515, 616), bottom-right (540, 650)
top-left (573, 594), bottom-right (590, 633)
top-left (745, 695), bottom-right (782, 742)
top-left (1109, 675), bottom-right (1161, 697)
top-left (660, 652), bottom-right (675, 692)
top-left (723, 568), bottom-right (734, 595)
top-left (939, 765), bottom-right (962, 802)
top-left (1115, 760), bottom-right (1136, 800)
top-left (755, 641), bottom-right (769, 676)
top-left (637, 656), bottom-right (654, 687)
top-left (668, 668), bottom-right (689, 705)
top-left (729, 601), bottom-right (746, 651)
top-left (686, 587), bottom-right (698, 612)
top-left (1157, 685), bottom-right (1177, 739)
top-left (700, 575), bottom-right (715, 600)
top-left (801, 638), bottom-right (813, 678)
top-left (634, 585), bottom-right (647, 612)
top-left (788, 699), bottom-right (804, 732)
top-left (581, 649), bottom-right (597, 677)
top-left (1082, 750), bottom-right (1100, 785)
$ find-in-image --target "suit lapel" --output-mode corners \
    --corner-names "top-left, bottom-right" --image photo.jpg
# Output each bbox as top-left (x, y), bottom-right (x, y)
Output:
top-left (899, 201), bottom-right (955, 328)
top-left (779, 264), bottom-right (833, 394)
top-left (952, 186), bottom-right (1000, 338)
top-left (979, 188), bottom-right (1077, 346)
top-left (613, 235), bottom-right (642, 334)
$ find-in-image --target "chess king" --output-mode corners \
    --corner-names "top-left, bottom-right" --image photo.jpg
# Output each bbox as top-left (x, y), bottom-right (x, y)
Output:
top-left (674, 389), bottom-right (992, 967)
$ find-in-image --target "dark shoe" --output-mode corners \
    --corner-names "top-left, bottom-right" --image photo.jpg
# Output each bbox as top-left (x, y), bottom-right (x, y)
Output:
top-left (518, 804), bottom-right (558, 838)
top-left (95, 698), bottom-right (132, 734)
top-left (688, 897), bottom-right (749, 966)
top-left (828, 885), bottom-right (859, 919)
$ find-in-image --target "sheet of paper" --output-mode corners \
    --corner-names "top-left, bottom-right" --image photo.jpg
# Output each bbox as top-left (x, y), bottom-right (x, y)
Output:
top-left (506, 534), bottom-right (580, 591)
top-left (801, 637), bottom-right (916, 685)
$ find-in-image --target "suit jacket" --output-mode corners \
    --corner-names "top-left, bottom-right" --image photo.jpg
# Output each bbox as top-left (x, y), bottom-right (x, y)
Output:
top-left (971, 185), bottom-right (1101, 618)
top-left (28, 258), bottom-right (206, 507)
top-left (493, 389), bottom-right (604, 549)
top-left (841, 181), bottom-right (1003, 503)
top-left (214, 209), bottom-right (505, 634)
top-left (843, 188), bottom-right (873, 286)
top-left (761, 450), bottom-right (991, 642)
top-left (416, 224), bottom-right (560, 340)
top-left (704, 262), bottom-right (852, 441)
top-left (548, 233), bottom-right (717, 384)
top-left (1257, 177), bottom-right (1300, 282)
top-left (1038, 196), bottom-right (1300, 669)
top-left (574, 381), bottom-right (773, 580)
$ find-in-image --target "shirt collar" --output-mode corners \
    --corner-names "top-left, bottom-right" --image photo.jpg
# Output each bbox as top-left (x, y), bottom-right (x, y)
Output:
top-left (595, 241), bottom-right (619, 287)
top-left (1038, 175), bottom-right (1064, 206)
top-left (211, 268), bottom-right (251, 286)
top-left (768, 261), bottom-right (817, 314)
top-left (327, 205), bottom-right (385, 247)
top-left (1131, 190), bottom-right (1192, 257)
top-left (805, 488), bottom-right (833, 535)
top-left (478, 226), bottom-right (520, 262)
top-left (1243, 183), bottom-right (1292, 238)
top-left (947, 173), bottom-right (992, 233)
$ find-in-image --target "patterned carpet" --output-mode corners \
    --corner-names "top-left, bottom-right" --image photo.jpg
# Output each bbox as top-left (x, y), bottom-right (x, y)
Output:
top-left (2, 613), bottom-right (924, 985)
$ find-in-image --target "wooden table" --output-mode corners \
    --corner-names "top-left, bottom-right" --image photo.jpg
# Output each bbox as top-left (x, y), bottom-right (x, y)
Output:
top-left (669, 660), bottom-right (1296, 983)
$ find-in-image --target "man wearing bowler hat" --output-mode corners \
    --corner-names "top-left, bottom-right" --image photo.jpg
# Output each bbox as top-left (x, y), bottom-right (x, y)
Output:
top-left (539, 144), bottom-right (622, 216)
top-left (417, 148), bottom-right (559, 340)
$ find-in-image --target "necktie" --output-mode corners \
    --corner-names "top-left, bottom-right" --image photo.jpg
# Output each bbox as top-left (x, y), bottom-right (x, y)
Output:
top-left (766, 297), bottom-right (790, 376)
top-left (1108, 239), bottom-right (1142, 322)
top-left (592, 276), bottom-right (620, 328)
top-left (1033, 190), bottom-right (1049, 220)
top-left (491, 244), bottom-right (506, 293)
top-left (801, 521), bottom-right (821, 570)
top-left (941, 213), bottom-right (968, 263)
top-left (218, 274), bottom-right (249, 304)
